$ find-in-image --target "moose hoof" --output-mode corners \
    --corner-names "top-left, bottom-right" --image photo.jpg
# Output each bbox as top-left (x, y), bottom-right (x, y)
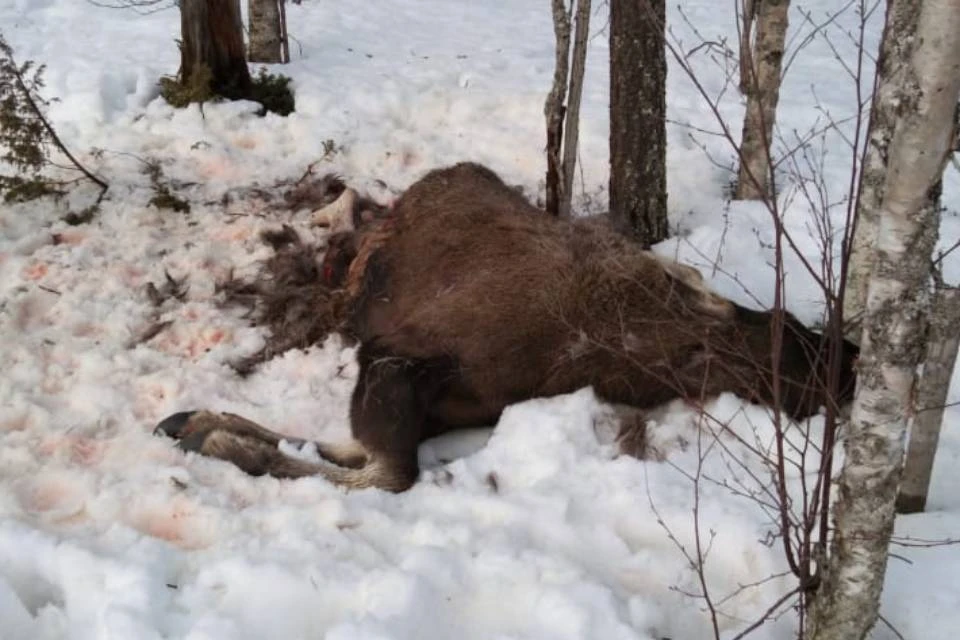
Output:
top-left (155, 410), bottom-right (296, 454)
top-left (154, 411), bottom-right (197, 439)
top-left (154, 410), bottom-right (216, 453)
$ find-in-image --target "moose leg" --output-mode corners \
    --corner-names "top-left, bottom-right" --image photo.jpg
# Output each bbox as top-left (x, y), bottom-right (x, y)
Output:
top-left (154, 345), bottom-right (428, 492)
top-left (154, 407), bottom-right (410, 489)
top-left (154, 410), bottom-right (370, 477)
top-left (344, 345), bottom-right (428, 492)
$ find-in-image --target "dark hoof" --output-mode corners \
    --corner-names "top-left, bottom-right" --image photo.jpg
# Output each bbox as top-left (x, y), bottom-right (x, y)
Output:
top-left (154, 411), bottom-right (198, 439)
top-left (154, 411), bottom-right (214, 453)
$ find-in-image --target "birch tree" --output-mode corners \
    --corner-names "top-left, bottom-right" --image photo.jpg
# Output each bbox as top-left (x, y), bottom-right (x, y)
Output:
top-left (544, 0), bottom-right (591, 218)
top-left (842, 0), bottom-right (917, 338)
top-left (609, 0), bottom-right (668, 247)
top-left (806, 2), bottom-right (960, 637)
top-left (735, 0), bottom-right (790, 201)
top-left (248, 0), bottom-right (283, 63)
top-left (544, 0), bottom-right (570, 218)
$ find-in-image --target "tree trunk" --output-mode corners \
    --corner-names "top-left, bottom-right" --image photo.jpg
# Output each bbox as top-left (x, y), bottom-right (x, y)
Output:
top-left (545, 0), bottom-right (571, 218)
top-left (609, 0), bottom-right (668, 248)
top-left (180, 0), bottom-right (252, 99)
top-left (806, 2), bottom-right (960, 638)
top-left (557, 0), bottom-right (591, 219)
top-left (248, 0), bottom-right (283, 63)
top-left (842, 0), bottom-right (917, 340)
top-left (896, 284), bottom-right (960, 514)
top-left (544, 0), bottom-right (591, 219)
top-left (279, 0), bottom-right (290, 63)
top-left (735, 0), bottom-right (789, 201)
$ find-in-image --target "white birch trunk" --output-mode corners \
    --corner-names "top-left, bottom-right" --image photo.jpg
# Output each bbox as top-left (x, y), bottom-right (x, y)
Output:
top-left (806, 2), bottom-right (960, 638)
top-left (735, 0), bottom-right (789, 201)
top-left (248, 0), bottom-right (282, 63)
top-left (558, 0), bottom-right (591, 219)
top-left (843, 0), bottom-right (920, 340)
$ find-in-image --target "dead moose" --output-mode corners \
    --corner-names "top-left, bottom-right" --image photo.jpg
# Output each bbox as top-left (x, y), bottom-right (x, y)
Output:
top-left (156, 162), bottom-right (858, 492)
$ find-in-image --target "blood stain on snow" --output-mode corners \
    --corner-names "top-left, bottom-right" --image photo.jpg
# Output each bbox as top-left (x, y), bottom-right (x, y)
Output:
top-left (233, 135), bottom-right (257, 150)
top-left (132, 381), bottom-right (176, 419)
top-left (118, 264), bottom-right (146, 287)
top-left (21, 262), bottom-right (50, 280)
top-left (184, 326), bottom-right (230, 358)
top-left (197, 157), bottom-right (245, 181)
top-left (40, 376), bottom-right (64, 394)
top-left (72, 322), bottom-right (103, 338)
top-left (129, 498), bottom-right (213, 549)
top-left (1, 413), bottom-right (30, 432)
top-left (70, 438), bottom-right (105, 466)
top-left (213, 225), bottom-right (253, 242)
top-left (16, 474), bottom-right (87, 522)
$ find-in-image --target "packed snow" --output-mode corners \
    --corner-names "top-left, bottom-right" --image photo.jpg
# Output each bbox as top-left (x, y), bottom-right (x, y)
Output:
top-left (0, 1), bottom-right (958, 639)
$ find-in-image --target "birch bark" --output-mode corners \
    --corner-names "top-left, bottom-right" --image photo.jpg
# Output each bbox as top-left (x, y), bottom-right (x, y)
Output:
top-left (807, 2), bottom-right (960, 637)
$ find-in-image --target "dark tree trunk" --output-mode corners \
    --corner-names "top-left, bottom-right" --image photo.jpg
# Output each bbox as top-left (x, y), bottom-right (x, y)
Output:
top-left (248, 0), bottom-right (283, 63)
top-left (279, 0), bottom-right (290, 63)
top-left (545, 0), bottom-right (571, 218)
top-left (609, 0), bottom-right (668, 248)
top-left (180, 0), bottom-right (253, 99)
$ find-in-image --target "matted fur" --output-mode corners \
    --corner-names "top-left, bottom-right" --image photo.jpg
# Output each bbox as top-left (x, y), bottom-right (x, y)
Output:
top-left (218, 227), bottom-right (352, 375)
top-left (217, 171), bottom-right (392, 375)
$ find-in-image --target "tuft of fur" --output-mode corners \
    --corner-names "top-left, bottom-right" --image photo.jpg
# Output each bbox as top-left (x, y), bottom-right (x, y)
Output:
top-left (218, 228), bottom-right (352, 375)
top-left (283, 173), bottom-right (348, 212)
top-left (258, 224), bottom-right (302, 251)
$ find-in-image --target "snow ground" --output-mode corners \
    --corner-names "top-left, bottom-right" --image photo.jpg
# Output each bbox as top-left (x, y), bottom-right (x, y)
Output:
top-left (0, 1), bottom-right (957, 639)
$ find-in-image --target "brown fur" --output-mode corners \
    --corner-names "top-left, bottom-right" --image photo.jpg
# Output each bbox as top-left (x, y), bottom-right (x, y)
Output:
top-left (159, 162), bottom-right (858, 492)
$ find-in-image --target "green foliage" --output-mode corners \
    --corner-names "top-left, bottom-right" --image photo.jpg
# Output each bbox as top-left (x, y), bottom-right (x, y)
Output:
top-left (63, 204), bottom-right (99, 226)
top-left (159, 64), bottom-right (295, 117)
top-left (158, 65), bottom-right (215, 109)
top-left (0, 31), bottom-right (107, 207)
top-left (0, 175), bottom-right (64, 202)
top-left (0, 32), bottom-right (61, 203)
top-left (149, 187), bottom-right (191, 213)
top-left (144, 159), bottom-right (191, 213)
top-left (250, 67), bottom-right (295, 116)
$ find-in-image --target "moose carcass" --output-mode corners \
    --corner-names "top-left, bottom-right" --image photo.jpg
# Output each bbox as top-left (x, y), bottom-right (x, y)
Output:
top-left (156, 162), bottom-right (858, 492)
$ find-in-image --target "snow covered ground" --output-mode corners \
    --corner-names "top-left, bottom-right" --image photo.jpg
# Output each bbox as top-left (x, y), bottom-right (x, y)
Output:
top-left (0, 1), bottom-right (957, 639)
